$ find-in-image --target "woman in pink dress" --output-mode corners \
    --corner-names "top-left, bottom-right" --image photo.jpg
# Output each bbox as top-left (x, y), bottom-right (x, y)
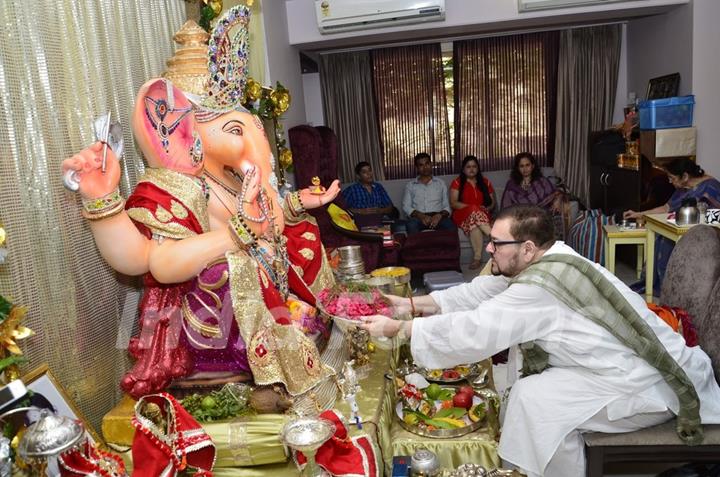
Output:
top-left (450, 155), bottom-right (495, 269)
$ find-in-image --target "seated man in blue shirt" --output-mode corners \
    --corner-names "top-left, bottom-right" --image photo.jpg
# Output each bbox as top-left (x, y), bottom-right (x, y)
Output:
top-left (342, 161), bottom-right (395, 218)
top-left (402, 153), bottom-right (456, 234)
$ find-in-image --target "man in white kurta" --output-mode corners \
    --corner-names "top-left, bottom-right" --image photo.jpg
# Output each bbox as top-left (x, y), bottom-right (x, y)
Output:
top-left (361, 206), bottom-right (720, 477)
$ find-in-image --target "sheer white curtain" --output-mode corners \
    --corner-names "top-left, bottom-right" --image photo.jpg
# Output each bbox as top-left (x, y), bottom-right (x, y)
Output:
top-left (554, 25), bottom-right (622, 207)
top-left (0, 0), bottom-right (186, 429)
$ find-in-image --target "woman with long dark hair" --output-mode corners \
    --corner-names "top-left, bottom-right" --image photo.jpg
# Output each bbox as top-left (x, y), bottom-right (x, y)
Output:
top-left (449, 155), bottom-right (495, 269)
top-left (501, 152), bottom-right (560, 211)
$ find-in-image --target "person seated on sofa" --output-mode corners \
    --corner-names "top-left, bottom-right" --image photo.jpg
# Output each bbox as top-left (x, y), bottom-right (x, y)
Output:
top-left (342, 161), bottom-right (396, 219)
top-left (624, 157), bottom-right (720, 293)
top-left (402, 152), bottom-right (456, 235)
top-left (501, 152), bottom-right (561, 212)
top-left (450, 155), bottom-right (495, 270)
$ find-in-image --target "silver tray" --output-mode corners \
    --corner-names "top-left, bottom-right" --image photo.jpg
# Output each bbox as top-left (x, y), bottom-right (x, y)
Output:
top-left (395, 393), bottom-right (487, 439)
top-left (420, 363), bottom-right (480, 384)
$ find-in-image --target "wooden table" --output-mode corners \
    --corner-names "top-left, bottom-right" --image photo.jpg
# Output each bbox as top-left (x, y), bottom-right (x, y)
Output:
top-left (603, 225), bottom-right (646, 280)
top-left (642, 213), bottom-right (720, 302)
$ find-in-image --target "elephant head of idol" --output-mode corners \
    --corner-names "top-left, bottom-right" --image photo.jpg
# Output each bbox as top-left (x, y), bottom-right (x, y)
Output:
top-left (134, 6), bottom-right (284, 231)
top-left (190, 5), bottom-right (282, 230)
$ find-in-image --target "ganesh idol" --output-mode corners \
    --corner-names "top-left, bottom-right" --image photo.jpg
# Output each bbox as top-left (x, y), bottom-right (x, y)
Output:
top-left (61, 6), bottom-right (342, 412)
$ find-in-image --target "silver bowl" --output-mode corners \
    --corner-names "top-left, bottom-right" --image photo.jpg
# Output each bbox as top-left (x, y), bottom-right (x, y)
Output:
top-left (281, 417), bottom-right (335, 476)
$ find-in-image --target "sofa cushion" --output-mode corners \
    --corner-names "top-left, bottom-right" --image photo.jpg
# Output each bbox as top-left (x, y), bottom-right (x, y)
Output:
top-left (660, 225), bottom-right (720, 383)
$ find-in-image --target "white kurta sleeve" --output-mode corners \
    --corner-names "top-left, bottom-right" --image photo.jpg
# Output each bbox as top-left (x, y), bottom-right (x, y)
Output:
top-left (429, 274), bottom-right (509, 313)
top-left (412, 282), bottom-right (560, 370)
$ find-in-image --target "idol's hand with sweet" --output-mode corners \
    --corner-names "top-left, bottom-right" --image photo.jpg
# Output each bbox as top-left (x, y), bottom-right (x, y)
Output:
top-left (299, 177), bottom-right (341, 210)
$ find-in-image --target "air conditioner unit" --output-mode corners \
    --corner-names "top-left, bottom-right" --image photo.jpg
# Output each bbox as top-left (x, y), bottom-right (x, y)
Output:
top-left (315, 0), bottom-right (445, 34)
top-left (519, 0), bottom-right (645, 12)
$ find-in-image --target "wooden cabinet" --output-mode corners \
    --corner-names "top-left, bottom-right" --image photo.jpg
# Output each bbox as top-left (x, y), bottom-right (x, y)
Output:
top-left (588, 129), bottom-right (642, 215)
top-left (589, 165), bottom-right (642, 215)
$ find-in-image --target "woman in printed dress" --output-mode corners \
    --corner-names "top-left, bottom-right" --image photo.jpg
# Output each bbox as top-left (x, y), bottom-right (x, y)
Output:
top-left (450, 155), bottom-right (495, 270)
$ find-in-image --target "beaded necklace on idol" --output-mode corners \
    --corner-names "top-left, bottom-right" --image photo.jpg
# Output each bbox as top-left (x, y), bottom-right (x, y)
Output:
top-left (203, 169), bottom-right (289, 299)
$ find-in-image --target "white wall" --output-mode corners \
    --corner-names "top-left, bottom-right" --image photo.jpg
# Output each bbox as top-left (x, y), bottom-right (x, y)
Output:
top-left (286, 0), bottom-right (687, 49)
top-left (260, 0), bottom-right (306, 128)
top-left (626, 2), bottom-right (693, 98)
top-left (626, 0), bottom-right (720, 178)
top-left (613, 24), bottom-right (629, 124)
top-left (302, 72), bottom-right (325, 126)
top-left (691, 0), bottom-right (720, 178)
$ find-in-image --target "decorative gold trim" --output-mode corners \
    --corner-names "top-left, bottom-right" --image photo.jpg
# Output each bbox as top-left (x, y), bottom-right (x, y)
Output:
top-left (155, 205), bottom-right (173, 223)
top-left (227, 252), bottom-right (333, 396)
top-left (127, 208), bottom-right (198, 240)
top-left (21, 364), bottom-right (104, 447)
top-left (197, 268), bottom-right (229, 310)
top-left (139, 168), bottom-right (210, 232)
top-left (300, 232), bottom-right (316, 242)
top-left (298, 248), bottom-right (314, 261)
top-left (308, 244), bottom-right (335, 296)
top-left (182, 294), bottom-right (222, 338)
top-left (170, 200), bottom-right (189, 219)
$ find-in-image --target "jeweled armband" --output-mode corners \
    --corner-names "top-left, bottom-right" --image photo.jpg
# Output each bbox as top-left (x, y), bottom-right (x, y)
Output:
top-left (81, 188), bottom-right (125, 221)
top-left (284, 191), bottom-right (306, 219)
top-left (228, 214), bottom-right (257, 247)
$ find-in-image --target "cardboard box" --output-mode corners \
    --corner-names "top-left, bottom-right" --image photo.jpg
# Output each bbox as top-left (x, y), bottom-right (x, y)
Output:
top-left (640, 127), bottom-right (696, 162)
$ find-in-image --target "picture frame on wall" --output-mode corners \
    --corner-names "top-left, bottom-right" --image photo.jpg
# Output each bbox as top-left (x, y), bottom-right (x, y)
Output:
top-left (646, 73), bottom-right (681, 100)
top-left (21, 363), bottom-right (103, 446)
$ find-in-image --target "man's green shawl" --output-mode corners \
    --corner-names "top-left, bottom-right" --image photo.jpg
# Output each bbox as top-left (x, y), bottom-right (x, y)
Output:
top-left (511, 253), bottom-right (703, 445)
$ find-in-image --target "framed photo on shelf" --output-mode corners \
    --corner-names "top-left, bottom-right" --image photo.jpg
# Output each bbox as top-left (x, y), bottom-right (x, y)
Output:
top-left (21, 363), bottom-right (103, 445)
top-left (646, 73), bottom-right (681, 100)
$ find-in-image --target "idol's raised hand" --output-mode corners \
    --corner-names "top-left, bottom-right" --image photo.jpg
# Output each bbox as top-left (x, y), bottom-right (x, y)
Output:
top-left (299, 179), bottom-right (341, 210)
top-left (62, 141), bottom-right (121, 199)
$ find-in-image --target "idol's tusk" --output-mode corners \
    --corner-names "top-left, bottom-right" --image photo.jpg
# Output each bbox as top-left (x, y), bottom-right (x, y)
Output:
top-left (101, 111), bottom-right (111, 174)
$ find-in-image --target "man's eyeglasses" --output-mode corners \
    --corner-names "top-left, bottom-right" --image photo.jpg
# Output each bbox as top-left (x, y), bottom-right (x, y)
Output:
top-left (489, 239), bottom-right (525, 251)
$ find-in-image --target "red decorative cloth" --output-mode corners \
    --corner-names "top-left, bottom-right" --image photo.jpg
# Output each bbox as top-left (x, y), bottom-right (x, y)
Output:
top-left (131, 393), bottom-right (215, 477)
top-left (648, 303), bottom-right (699, 347)
top-left (58, 438), bottom-right (127, 477)
top-left (295, 410), bottom-right (378, 477)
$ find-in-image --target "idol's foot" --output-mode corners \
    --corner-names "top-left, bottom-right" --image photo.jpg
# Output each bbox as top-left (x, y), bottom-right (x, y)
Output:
top-left (121, 316), bottom-right (193, 398)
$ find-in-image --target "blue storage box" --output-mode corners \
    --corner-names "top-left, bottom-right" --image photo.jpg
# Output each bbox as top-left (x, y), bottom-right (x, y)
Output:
top-left (639, 95), bottom-right (694, 130)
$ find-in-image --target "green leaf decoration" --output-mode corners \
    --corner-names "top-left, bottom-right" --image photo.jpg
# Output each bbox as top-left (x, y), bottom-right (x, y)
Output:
top-left (0, 295), bottom-right (12, 323)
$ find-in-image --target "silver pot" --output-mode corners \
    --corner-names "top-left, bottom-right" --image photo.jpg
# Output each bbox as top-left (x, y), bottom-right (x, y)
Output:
top-left (677, 204), bottom-right (700, 226)
top-left (411, 448), bottom-right (440, 476)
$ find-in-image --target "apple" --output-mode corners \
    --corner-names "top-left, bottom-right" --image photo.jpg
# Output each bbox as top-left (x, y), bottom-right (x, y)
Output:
top-left (452, 391), bottom-right (473, 410)
top-left (457, 385), bottom-right (474, 396)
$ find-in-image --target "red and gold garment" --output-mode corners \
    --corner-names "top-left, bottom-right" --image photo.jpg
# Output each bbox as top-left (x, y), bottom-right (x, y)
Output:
top-left (121, 167), bottom-right (334, 399)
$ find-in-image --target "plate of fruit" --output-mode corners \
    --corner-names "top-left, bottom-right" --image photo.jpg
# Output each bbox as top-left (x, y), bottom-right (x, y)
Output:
top-left (396, 382), bottom-right (487, 438)
top-left (421, 364), bottom-right (478, 383)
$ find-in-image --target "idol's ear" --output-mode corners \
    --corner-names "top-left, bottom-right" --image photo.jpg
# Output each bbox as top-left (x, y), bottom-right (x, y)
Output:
top-left (131, 78), bottom-right (203, 175)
